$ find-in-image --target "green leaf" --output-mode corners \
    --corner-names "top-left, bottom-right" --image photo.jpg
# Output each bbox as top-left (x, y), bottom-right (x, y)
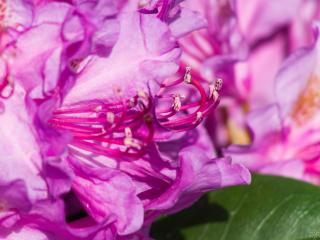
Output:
top-left (151, 174), bottom-right (320, 240)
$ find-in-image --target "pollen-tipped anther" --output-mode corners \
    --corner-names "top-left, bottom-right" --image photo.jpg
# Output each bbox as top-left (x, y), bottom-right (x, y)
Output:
top-left (106, 112), bottom-right (115, 124)
top-left (195, 112), bottom-right (203, 123)
top-left (184, 67), bottom-right (192, 83)
top-left (172, 94), bottom-right (182, 111)
top-left (209, 78), bottom-right (223, 101)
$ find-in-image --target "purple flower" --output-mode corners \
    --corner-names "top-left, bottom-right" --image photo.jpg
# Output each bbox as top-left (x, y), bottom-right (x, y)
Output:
top-left (0, 0), bottom-right (251, 238)
top-left (234, 0), bottom-right (320, 110)
top-left (184, 0), bottom-right (320, 148)
top-left (0, 0), bottom-right (119, 99)
top-left (178, 0), bottom-right (246, 97)
top-left (236, 0), bottom-right (302, 44)
top-left (226, 23), bottom-right (320, 184)
top-left (0, 179), bottom-right (115, 239)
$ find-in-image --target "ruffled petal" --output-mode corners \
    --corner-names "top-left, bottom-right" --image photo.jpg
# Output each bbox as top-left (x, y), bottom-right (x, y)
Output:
top-left (146, 147), bottom-right (250, 213)
top-left (70, 160), bottom-right (144, 235)
top-left (0, 87), bottom-right (47, 202)
top-left (237, 0), bottom-right (302, 43)
top-left (275, 23), bottom-right (320, 121)
top-left (169, 7), bottom-right (207, 38)
top-left (63, 12), bottom-right (180, 104)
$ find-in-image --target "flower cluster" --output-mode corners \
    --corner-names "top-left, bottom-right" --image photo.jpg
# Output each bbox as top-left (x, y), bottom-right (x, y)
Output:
top-left (223, 0), bottom-right (320, 185)
top-left (3, 0), bottom-right (320, 238)
top-left (0, 0), bottom-right (252, 239)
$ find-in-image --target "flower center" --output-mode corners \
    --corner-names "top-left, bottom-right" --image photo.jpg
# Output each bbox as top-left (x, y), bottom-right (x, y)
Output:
top-left (155, 66), bottom-right (222, 131)
top-left (291, 75), bottom-right (320, 124)
top-left (49, 92), bottom-right (154, 159)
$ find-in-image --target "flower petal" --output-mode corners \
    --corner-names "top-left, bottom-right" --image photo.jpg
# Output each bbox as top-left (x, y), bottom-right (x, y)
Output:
top-left (146, 147), bottom-right (250, 213)
top-left (71, 160), bottom-right (144, 235)
top-left (63, 12), bottom-right (180, 104)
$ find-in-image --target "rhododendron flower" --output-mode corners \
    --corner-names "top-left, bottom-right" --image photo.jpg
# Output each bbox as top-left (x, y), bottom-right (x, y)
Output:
top-left (188, 0), bottom-right (320, 147)
top-left (0, 178), bottom-right (119, 239)
top-left (179, 0), bottom-right (246, 96)
top-left (50, 9), bottom-right (250, 236)
top-left (235, 0), bottom-right (320, 109)
top-left (0, 0), bottom-right (251, 239)
top-left (0, 0), bottom-right (119, 99)
top-left (226, 23), bottom-right (320, 184)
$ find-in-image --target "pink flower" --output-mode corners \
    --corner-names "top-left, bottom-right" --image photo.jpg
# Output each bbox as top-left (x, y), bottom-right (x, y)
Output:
top-left (0, 180), bottom-right (112, 239)
top-left (0, 0), bottom-right (119, 99)
top-left (234, 0), bottom-right (320, 109)
top-left (226, 23), bottom-right (320, 184)
top-left (49, 5), bottom-right (250, 237)
top-left (0, 1), bottom-right (251, 238)
top-left (222, 0), bottom-right (320, 165)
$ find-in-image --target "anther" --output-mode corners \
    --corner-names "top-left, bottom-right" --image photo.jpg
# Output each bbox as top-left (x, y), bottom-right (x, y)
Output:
top-left (124, 127), bottom-right (133, 139)
top-left (215, 78), bottom-right (223, 91)
top-left (124, 127), bottom-right (141, 149)
top-left (209, 85), bottom-right (219, 101)
top-left (184, 67), bottom-right (192, 83)
top-left (124, 138), bottom-right (142, 150)
top-left (138, 90), bottom-right (148, 99)
top-left (106, 112), bottom-right (115, 124)
top-left (195, 112), bottom-right (203, 123)
top-left (209, 78), bottom-right (223, 101)
top-left (172, 94), bottom-right (182, 112)
top-left (95, 105), bottom-right (103, 112)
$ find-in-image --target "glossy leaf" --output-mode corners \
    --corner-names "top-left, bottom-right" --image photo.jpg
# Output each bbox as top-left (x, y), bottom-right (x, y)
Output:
top-left (151, 174), bottom-right (320, 240)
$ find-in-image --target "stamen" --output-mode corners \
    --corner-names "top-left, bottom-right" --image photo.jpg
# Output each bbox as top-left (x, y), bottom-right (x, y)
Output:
top-left (195, 111), bottom-right (203, 122)
top-left (209, 78), bottom-right (223, 101)
top-left (124, 127), bottom-right (142, 150)
top-left (106, 112), bottom-right (115, 124)
top-left (94, 105), bottom-right (103, 112)
top-left (155, 66), bottom-right (223, 131)
top-left (172, 94), bottom-right (182, 112)
top-left (215, 78), bottom-right (223, 91)
top-left (50, 93), bottom-right (154, 160)
top-left (124, 127), bottom-right (133, 138)
top-left (184, 67), bottom-right (192, 83)
top-left (138, 90), bottom-right (148, 100)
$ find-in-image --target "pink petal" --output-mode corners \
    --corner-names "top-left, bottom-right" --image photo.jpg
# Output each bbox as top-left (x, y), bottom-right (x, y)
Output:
top-left (71, 160), bottom-right (144, 235)
top-left (63, 12), bottom-right (180, 104)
